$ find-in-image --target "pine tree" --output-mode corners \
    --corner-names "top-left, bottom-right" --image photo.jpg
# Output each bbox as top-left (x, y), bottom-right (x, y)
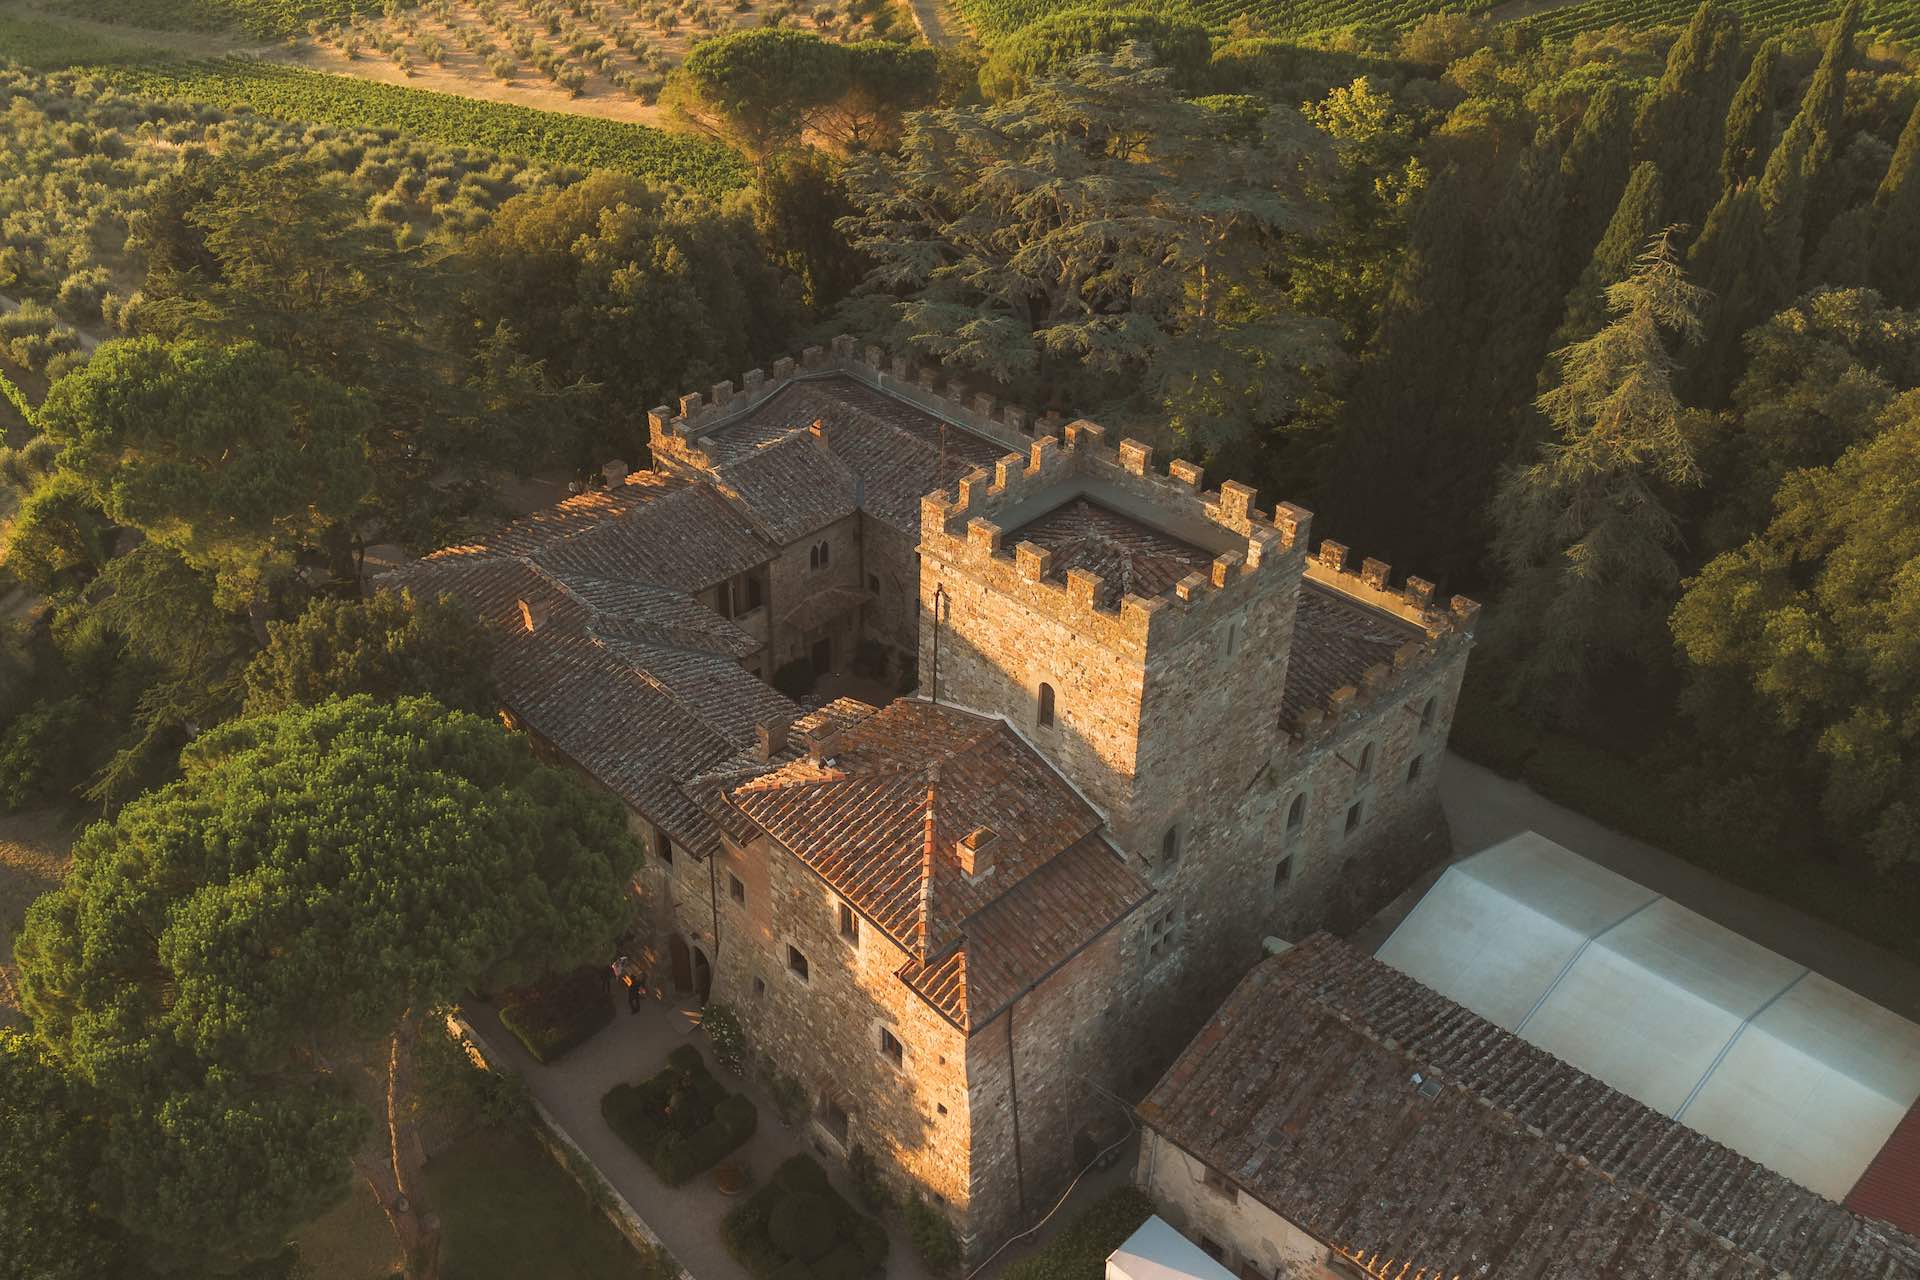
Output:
top-left (1560, 83), bottom-right (1635, 282)
top-left (1633, 1), bottom-right (1743, 231)
top-left (1719, 36), bottom-right (1779, 195)
top-left (1554, 161), bottom-right (1666, 351)
top-left (1689, 183), bottom-right (1784, 405)
top-left (1758, 0), bottom-right (1857, 286)
top-left (1490, 231), bottom-right (1708, 719)
top-left (1870, 98), bottom-right (1920, 305)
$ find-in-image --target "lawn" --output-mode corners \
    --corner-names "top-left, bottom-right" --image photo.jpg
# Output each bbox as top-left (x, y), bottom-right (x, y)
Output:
top-left (426, 1124), bottom-right (643, 1280)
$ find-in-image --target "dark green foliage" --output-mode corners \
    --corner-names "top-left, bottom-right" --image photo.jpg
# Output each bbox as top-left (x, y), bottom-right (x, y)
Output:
top-left (847, 1143), bottom-right (892, 1213)
top-left (242, 589), bottom-right (495, 717)
top-left (1719, 36), bottom-right (1779, 194)
top-left (1631, 1), bottom-right (1743, 231)
top-left (770, 1193), bottom-right (839, 1262)
top-left (665, 28), bottom-right (855, 162)
top-left (1, 469), bottom-right (113, 596)
top-left (600, 1046), bottom-right (759, 1185)
top-left (1554, 161), bottom-right (1666, 351)
top-left (753, 150), bottom-right (866, 312)
top-left (904, 1195), bottom-right (961, 1274)
top-left (723, 1155), bottom-right (889, 1280)
top-left (1756, 1), bottom-right (1857, 287)
top-left (0, 1029), bottom-right (128, 1280)
top-left (499, 966), bottom-right (616, 1065)
top-left (977, 7), bottom-right (1213, 100)
top-left (0, 696), bottom-right (89, 812)
top-left (1871, 98), bottom-right (1920, 306)
top-left (1000, 1186), bottom-right (1153, 1280)
top-left (1559, 83), bottom-right (1634, 282)
top-left (1689, 182), bottom-right (1784, 405)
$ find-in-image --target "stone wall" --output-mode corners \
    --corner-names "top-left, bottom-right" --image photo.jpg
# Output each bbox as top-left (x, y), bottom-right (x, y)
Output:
top-left (764, 512), bottom-right (863, 673)
top-left (860, 517), bottom-right (920, 675)
top-left (1136, 1128), bottom-right (1334, 1280)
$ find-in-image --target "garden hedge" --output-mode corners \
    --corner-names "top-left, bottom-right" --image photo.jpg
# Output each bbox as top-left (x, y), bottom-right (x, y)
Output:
top-left (601, 1045), bottom-right (758, 1186)
top-left (723, 1154), bottom-right (888, 1280)
top-left (498, 965), bottom-right (613, 1064)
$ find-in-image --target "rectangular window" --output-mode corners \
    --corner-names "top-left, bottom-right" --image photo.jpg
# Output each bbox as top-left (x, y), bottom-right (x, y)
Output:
top-left (1273, 855), bottom-right (1293, 889)
top-left (879, 1027), bottom-right (904, 1066)
top-left (1199, 1236), bottom-right (1226, 1263)
top-left (1345, 801), bottom-right (1363, 834)
top-left (822, 1100), bottom-right (850, 1145)
top-left (839, 901), bottom-right (859, 945)
top-left (1202, 1167), bottom-right (1238, 1203)
top-left (656, 829), bottom-right (673, 864)
top-left (745, 573), bottom-right (764, 611)
top-left (1407, 754), bottom-right (1424, 783)
top-left (788, 945), bottom-right (809, 982)
top-left (729, 873), bottom-right (745, 905)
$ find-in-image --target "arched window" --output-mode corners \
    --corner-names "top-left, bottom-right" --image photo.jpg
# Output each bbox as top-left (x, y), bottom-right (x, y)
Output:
top-left (1161, 826), bottom-right (1179, 866)
top-left (1421, 697), bottom-right (1438, 729)
top-left (1358, 742), bottom-right (1375, 777)
top-left (818, 539), bottom-right (831, 568)
top-left (1036, 682), bottom-right (1055, 728)
top-left (808, 545), bottom-right (819, 571)
top-left (1286, 793), bottom-right (1306, 833)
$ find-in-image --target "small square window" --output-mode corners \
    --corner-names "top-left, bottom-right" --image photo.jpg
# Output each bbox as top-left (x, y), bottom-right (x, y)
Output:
top-left (1200, 1236), bottom-right (1226, 1262)
top-left (839, 901), bottom-right (859, 944)
top-left (880, 1027), bottom-right (904, 1066)
top-left (788, 945), bottom-right (810, 982)
top-left (1345, 801), bottom-right (1363, 834)
top-left (1273, 855), bottom-right (1293, 889)
top-left (1202, 1167), bottom-right (1238, 1203)
top-left (729, 873), bottom-right (745, 904)
top-left (936, 1103), bottom-right (947, 1116)
top-left (753, 975), bottom-right (766, 997)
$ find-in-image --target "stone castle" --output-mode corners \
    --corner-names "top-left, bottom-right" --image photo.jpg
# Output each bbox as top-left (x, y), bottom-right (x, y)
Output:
top-left (393, 336), bottom-right (1477, 1257)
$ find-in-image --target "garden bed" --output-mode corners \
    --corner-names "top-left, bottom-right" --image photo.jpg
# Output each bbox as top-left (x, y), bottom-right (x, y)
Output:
top-left (723, 1154), bottom-right (889, 1280)
top-left (601, 1044), bottom-right (758, 1186)
top-left (498, 964), bottom-right (612, 1064)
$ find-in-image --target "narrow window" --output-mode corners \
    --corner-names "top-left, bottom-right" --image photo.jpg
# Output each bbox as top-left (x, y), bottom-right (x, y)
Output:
top-left (1161, 826), bottom-right (1179, 866)
top-left (753, 975), bottom-right (766, 997)
top-left (817, 540), bottom-right (831, 568)
top-left (867, 572), bottom-right (880, 594)
top-left (1286, 793), bottom-right (1305, 834)
top-left (1358, 742), bottom-right (1375, 777)
top-left (1421, 696), bottom-right (1437, 729)
top-left (729, 873), bottom-right (745, 905)
top-left (656, 829), bottom-right (673, 864)
top-left (839, 901), bottom-right (859, 944)
top-left (1273, 855), bottom-right (1293, 889)
top-left (1407, 754), bottom-right (1423, 784)
top-left (1199, 1236), bottom-right (1226, 1263)
top-left (822, 1100), bottom-right (850, 1144)
top-left (716, 583), bottom-right (735, 619)
top-left (1345, 801), bottom-right (1363, 834)
top-left (1225, 622), bottom-right (1237, 657)
top-left (745, 573), bottom-right (763, 611)
top-left (787, 945), bottom-right (810, 982)
top-left (809, 545), bottom-right (819, 571)
top-left (879, 1027), bottom-right (904, 1066)
top-left (1037, 682), bottom-right (1055, 728)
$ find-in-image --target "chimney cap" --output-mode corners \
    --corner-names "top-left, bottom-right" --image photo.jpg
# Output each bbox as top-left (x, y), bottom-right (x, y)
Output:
top-left (805, 722), bottom-right (840, 763)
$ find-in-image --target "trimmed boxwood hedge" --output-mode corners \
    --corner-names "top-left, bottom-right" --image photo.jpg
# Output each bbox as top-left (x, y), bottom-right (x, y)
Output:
top-left (723, 1155), bottom-right (889, 1280)
top-left (1000, 1186), bottom-right (1152, 1280)
top-left (498, 965), bottom-right (613, 1064)
top-left (601, 1045), bottom-right (758, 1186)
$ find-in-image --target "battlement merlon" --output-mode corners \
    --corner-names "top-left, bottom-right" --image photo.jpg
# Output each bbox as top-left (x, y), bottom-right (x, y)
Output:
top-left (1302, 539), bottom-right (1481, 642)
top-left (647, 334), bottom-right (1035, 470)
top-left (918, 427), bottom-right (1312, 655)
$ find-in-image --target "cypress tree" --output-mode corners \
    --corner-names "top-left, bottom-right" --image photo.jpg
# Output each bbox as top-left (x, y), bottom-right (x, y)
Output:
top-left (1759, 0), bottom-right (1858, 285)
top-left (1633, 1), bottom-right (1744, 231)
top-left (1806, 205), bottom-right (1874, 287)
top-left (1689, 183), bottom-right (1783, 405)
top-left (1560, 83), bottom-right (1635, 282)
top-left (1553, 161), bottom-right (1666, 354)
top-left (1870, 98), bottom-right (1920, 305)
top-left (1719, 37), bottom-right (1780, 195)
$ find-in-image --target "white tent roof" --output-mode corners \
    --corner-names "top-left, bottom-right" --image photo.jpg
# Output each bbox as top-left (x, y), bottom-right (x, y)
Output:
top-left (1377, 832), bottom-right (1920, 1200)
top-left (1106, 1216), bottom-right (1238, 1280)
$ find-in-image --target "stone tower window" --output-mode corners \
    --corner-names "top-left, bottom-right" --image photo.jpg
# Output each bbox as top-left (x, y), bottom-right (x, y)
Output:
top-left (729, 873), bottom-right (745, 905)
top-left (787, 945), bottom-right (810, 982)
top-left (1286, 793), bottom-right (1306, 834)
top-left (1036, 682), bottom-right (1056, 728)
top-left (1421, 696), bottom-right (1437, 729)
top-left (810, 540), bottom-right (831, 571)
top-left (1161, 826), bottom-right (1179, 866)
top-left (1358, 742), bottom-right (1375, 777)
top-left (880, 1027), bottom-right (904, 1066)
top-left (1273, 854), bottom-right (1293, 889)
top-left (1407, 754), bottom-right (1423, 783)
top-left (1345, 801), bottom-right (1364, 835)
top-left (839, 900), bottom-right (860, 945)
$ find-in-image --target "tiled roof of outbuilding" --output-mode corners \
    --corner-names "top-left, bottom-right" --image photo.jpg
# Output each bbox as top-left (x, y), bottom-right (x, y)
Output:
top-left (1141, 934), bottom-right (1920, 1280)
top-left (728, 700), bottom-right (1147, 1031)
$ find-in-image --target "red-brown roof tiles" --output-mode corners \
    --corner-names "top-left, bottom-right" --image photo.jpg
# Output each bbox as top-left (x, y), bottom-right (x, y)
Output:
top-left (1851, 1100), bottom-right (1920, 1237)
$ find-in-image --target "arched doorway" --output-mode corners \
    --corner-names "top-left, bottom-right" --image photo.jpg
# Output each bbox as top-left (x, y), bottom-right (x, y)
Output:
top-left (668, 933), bottom-right (692, 994)
top-left (691, 946), bottom-right (712, 1006)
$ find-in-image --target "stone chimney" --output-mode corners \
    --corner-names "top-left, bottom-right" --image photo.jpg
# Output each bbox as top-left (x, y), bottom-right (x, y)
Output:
top-left (957, 825), bottom-right (998, 879)
top-left (805, 722), bottom-right (840, 763)
top-left (517, 599), bottom-right (546, 633)
top-left (756, 718), bottom-right (789, 762)
top-left (602, 459), bottom-right (630, 486)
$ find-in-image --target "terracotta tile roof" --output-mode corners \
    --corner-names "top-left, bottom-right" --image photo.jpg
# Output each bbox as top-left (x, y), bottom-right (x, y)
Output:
top-left (532, 482), bottom-right (771, 593)
top-left (1141, 934), bottom-right (1920, 1280)
top-left (1851, 1101), bottom-right (1920, 1237)
top-left (711, 431), bottom-right (859, 544)
top-left (1005, 498), bottom-right (1215, 610)
top-left (1280, 582), bottom-right (1427, 730)
top-left (728, 700), bottom-right (1146, 1030)
top-left (690, 375), bottom-right (1010, 534)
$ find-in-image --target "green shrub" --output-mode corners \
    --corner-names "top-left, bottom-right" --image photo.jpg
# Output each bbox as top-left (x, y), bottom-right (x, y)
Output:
top-left (769, 1192), bottom-right (838, 1262)
top-left (904, 1195), bottom-right (959, 1274)
top-left (1001, 1186), bottom-right (1151, 1280)
top-left (723, 1155), bottom-right (888, 1280)
top-left (601, 1048), bottom-right (757, 1186)
top-left (704, 1000), bottom-right (747, 1074)
top-left (498, 965), bottom-right (613, 1063)
top-left (0, 697), bottom-right (90, 812)
top-left (847, 1143), bottom-right (891, 1213)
